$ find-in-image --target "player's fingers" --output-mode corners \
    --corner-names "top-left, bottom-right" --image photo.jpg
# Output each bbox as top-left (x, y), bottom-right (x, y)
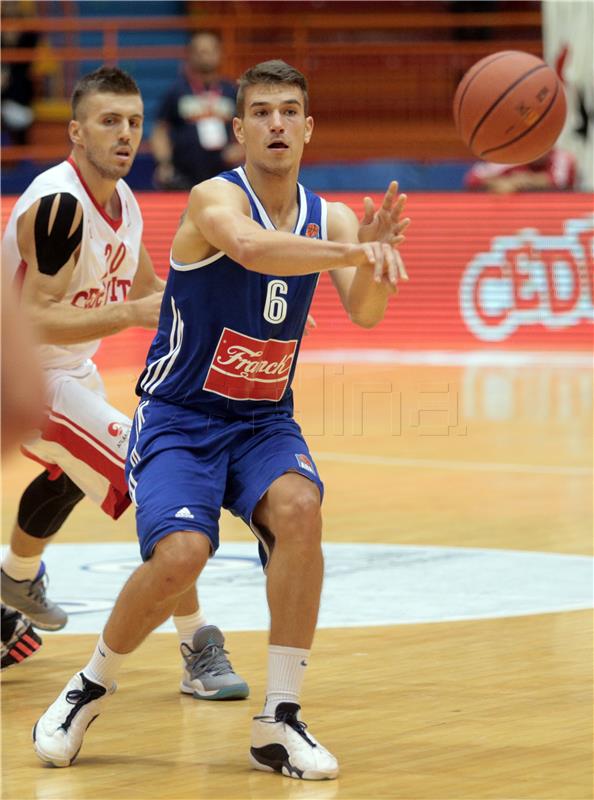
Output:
top-left (372, 243), bottom-right (384, 281)
top-left (391, 194), bottom-right (407, 220)
top-left (362, 196), bottom-right (375, 225)
top-left (390, 234), bottom-right (406, 246)
top-left (381, 180), bottom-right (398, 212)
top-left (395, 250), bottom-right (409, 281)
top-left (383, 243), bottom-right (398, 286)
top-left (362, 242), bottom-right (377, 267)
top-left (394, 217), bottom-right (411, 234)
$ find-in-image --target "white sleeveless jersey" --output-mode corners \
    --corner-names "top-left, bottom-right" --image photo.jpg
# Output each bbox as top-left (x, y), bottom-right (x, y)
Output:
top-left (2, 158), bottom-right (142, 371)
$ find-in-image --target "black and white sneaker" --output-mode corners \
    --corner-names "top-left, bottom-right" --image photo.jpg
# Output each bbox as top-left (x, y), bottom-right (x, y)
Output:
top-left (250, 702), bottom-right (339, 781)
top-left (33, 672), bottom-right (116, 767)
top-left (1, 605), bottom-right (42, 670)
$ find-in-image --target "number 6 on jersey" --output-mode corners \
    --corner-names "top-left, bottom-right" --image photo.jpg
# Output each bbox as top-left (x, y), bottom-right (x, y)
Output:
top-left (263, 279), bottom-right (288, 323)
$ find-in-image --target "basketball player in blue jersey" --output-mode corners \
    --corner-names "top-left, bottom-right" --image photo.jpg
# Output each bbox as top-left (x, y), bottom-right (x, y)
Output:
top-left (33, 60), bottom-right (410, 780)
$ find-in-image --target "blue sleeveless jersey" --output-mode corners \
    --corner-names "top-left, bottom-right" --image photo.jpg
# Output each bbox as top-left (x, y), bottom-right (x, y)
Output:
top-left (137, 166), bottom-right (327, 419)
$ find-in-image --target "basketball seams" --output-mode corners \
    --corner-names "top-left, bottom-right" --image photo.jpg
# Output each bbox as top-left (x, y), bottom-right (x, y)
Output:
top-left (453, 51), bottom-right (515, 131)
top-left (468, 64), bottom-right (549, 151)
top-left (480, 81), bottom-right (561, 158)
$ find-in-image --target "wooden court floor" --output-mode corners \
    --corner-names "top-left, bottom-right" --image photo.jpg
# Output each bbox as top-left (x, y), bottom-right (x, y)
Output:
top-left (1, 361), bottom-right (592, 800)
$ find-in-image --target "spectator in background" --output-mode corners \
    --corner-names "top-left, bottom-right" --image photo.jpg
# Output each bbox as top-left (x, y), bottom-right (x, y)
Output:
top-left (0, 0), bottom-right (39, 145)
top-left (151, 31), bottom-right (243, 190)
top-left (464, 148), bottom-right (578, 193)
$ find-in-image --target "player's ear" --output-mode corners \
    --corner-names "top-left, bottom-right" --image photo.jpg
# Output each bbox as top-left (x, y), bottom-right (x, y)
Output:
top-left (233, 117), bottom-right (244, 145)
top-left (304, 116), bottom-right (313, 145)
top-left (68, 119), bottom-right (82, 146)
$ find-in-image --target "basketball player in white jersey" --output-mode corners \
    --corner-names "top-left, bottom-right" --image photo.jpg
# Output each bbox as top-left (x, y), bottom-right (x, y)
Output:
top-left (1, 67), bottom-right (248, 699)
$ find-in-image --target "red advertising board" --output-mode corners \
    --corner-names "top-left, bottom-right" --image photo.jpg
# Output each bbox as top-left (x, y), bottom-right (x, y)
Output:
top-left (2, 192), bottom-right (592, 368)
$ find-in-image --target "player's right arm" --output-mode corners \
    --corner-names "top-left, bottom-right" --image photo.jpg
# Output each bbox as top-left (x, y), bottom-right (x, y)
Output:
top-left (174, 179), bottom-right (394, 278)
top-left (17, 195), bottom-right (161, 345)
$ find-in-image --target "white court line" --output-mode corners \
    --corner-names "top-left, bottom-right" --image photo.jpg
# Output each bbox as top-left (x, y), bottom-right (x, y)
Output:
top-left (299, 349), bottom-right (593, 368)
top-left (314, 451), bottom-right (592, 477)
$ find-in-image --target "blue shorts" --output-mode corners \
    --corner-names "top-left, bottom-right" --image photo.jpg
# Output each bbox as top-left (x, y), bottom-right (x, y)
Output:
top-left (125, 397), bottom-right (324, 564)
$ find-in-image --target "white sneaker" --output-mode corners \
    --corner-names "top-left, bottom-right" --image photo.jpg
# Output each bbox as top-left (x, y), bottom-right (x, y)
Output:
top-left (250, 702), bottom-right (339, 781)
top-left (33, 672), bottom-right (116, 767)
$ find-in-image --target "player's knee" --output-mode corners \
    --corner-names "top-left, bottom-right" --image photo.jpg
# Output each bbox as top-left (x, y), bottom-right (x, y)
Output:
top-left (272, 489), bottom-right (322, 546)
top-left (18, 471), bottom-right (84, 538)
top-left (152, 532), bottom-right (210, 593)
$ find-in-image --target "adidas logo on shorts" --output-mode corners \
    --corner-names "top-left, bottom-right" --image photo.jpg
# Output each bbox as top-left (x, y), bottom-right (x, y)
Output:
top-left (175, 507), bottom-right (195, 520)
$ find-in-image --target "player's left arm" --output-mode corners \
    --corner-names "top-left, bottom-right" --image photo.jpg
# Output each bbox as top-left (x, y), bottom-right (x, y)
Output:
top-left (328, 181), bottom-right (410, 328)
top-left (127, 242), bottom-right (165, 300)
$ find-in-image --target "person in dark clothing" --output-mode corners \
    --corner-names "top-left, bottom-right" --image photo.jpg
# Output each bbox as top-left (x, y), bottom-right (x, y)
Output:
top-left (1, 1), bottom-right (39, 145)
top-left (151, 31), bottom-right (243, 190)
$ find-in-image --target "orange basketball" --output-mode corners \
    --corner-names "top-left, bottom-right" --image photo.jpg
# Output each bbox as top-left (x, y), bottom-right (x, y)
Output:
top-left (453, 50), bottom-right (567, 164)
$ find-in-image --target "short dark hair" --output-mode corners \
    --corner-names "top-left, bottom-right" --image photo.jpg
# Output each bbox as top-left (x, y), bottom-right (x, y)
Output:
top-left (71, 66), bottom-right (141, 120)
top-left (236, 60), bottom-right (309, 117)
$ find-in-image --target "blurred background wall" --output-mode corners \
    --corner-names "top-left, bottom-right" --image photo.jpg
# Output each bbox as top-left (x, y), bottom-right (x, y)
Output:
top-left (2, 0), bottom-right (592, 356)
top-left (3, 0), bottom-right (590, 192)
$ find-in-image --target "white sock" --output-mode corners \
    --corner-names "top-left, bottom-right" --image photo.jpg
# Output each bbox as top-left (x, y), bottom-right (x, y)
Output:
top-left (82, 634), bottom-right (127, 688)
top-left (173, 610), bottom-right (208, 647)
top-left (2, 549), bottom-right (41, 582)
top-left (262, 645), bottom-right (310, 717)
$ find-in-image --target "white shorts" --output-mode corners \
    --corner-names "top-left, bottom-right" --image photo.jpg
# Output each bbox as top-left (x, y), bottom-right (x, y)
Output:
top-left (22, 361), bottom-right (132, 520)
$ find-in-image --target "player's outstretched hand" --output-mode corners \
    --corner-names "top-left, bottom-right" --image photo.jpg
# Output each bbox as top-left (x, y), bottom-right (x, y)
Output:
top-left (358, 181), bottom-right (410, 246)
top-left (356, 241), bottom-right (409, 290)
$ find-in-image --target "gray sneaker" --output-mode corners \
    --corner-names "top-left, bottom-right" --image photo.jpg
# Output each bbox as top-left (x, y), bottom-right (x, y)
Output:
top-left (180, 625), bottom-right (249, 700)
top-left (1, 563), bottom-right (67, 631)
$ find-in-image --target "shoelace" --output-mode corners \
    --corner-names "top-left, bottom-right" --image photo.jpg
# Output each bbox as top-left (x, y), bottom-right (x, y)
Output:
top-left (275, 707), bottom-right (317, 748)
top-left (181, 642), bottom-right (235, 678)
top-left (61, 675), bottom-right (106, 732)
top-left (28, 570), bottom-right (51, 609)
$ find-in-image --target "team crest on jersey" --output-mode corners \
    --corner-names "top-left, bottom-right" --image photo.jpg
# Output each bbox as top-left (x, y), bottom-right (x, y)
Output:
top-left (295, 453), bottom-right (315, 474)
top-left (204, 327), bottom-right (297, 401)
top-left (306, 223), bottom-right (320, 238)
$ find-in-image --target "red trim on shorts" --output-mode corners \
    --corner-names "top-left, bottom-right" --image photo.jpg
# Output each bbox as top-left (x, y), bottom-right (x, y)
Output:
top-left (42, 416), bottom-right (127, 494)
top-left (101, 483), bottom-right (131, 520)
top-left (66, 157), bottom-right (123, 232)
top-left (46, 409), bottom-right (126, 466)
top-left (20, 446), bottom-right (64, 480)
